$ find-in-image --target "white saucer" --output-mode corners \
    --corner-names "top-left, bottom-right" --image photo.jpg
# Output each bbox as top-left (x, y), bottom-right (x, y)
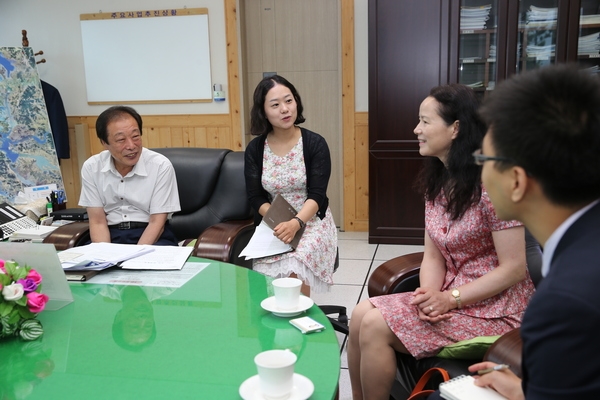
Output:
top-left (239, 373), bottom-right (314, 400)
top-left (260, 296), bottom-right (314, 317)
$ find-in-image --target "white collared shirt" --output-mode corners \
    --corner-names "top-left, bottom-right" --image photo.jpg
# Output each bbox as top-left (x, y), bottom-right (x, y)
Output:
top-left (79, 148), bottom-right (180, 225)
top-left (541, 199), bottom-right (600, 277)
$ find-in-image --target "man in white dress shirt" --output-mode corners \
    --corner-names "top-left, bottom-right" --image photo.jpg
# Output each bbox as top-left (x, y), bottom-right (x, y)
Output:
top-left (79, 106), bottom-right (180, 245)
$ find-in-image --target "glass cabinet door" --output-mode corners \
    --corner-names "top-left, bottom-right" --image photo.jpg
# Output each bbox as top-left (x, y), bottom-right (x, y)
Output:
top-left (459, 0), bottom-right (499, 94)
top-left (517, 0), bottom-right (559, 73)
top-left (577, 0), bottom-right (600, 75)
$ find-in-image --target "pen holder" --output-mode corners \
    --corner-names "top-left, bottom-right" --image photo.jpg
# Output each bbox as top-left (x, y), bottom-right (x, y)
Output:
top-left (53, 202), bottom-right (67, 211)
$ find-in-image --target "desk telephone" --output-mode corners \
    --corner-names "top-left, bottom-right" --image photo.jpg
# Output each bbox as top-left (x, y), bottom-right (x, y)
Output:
top-left (0, 202), bottom-right (38, 240)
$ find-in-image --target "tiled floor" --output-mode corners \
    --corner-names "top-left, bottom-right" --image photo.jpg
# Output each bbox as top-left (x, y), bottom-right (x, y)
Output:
top-left (311, 231), bottom-right (424, 400)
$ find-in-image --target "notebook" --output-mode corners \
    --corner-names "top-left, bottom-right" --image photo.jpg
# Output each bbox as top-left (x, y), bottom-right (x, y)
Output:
top-left (0, 242), bottom-right (74, 310)
top-left (440, 375), bottom-right (508, 400)
top-left (263, 194), bottom-right (306, 249)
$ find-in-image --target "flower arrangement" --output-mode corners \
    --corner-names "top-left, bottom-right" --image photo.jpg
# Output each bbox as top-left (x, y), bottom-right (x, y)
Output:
top-left (0, 259), bottom-right (48, 341)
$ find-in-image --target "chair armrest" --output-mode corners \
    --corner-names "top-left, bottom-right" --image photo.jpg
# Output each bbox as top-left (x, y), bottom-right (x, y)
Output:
top-left (367, 252), bottom-right (424, 297)
top-left (42, 222), bottom-right (90, 250)
top-left (483, 328), bottom-right (523, 378)
top-left (193, 219), bottom-right (254, 266)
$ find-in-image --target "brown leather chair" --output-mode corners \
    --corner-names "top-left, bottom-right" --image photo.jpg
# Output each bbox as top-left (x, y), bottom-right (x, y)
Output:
top-left (44, 148), bottom-right (255, 268)
top-left (367, 229), bottom-right (542, 399)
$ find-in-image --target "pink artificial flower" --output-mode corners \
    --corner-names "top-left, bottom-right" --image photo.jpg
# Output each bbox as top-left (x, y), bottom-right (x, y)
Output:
top-left (0, 259), bottom-right (5, 269)
top-left (27, 292), bottom-right (49, 313)
top-left (26, 269), bottom-right (43, 285)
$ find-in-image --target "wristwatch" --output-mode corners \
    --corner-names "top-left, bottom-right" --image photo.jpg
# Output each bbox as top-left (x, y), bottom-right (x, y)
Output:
top-left (293, 216), bottom-right (305, 229)
top-left (451, 289), bottom-right (462, 309)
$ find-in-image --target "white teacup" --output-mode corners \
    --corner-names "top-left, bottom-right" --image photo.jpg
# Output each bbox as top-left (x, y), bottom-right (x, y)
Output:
top-left (272, 278), bottom-right (302, 310)
top-left (254, 349), bottom-right (297, 399)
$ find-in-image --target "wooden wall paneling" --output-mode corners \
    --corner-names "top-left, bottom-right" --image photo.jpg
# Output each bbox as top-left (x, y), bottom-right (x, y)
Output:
top-left (354, 112), bottom-right (369, 230)
top-left (192, 127), bottom-right (209, 148)
top-left (170, 127), bottom-right (184, 147)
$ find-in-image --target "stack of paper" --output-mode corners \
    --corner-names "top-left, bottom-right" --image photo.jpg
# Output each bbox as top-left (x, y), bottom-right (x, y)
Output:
top-left (9, 225), bottom-right (57, 241)
top-left (59, 243), bottom-right (155, 270)
top-left (524, 5), bottom-right (557, 28)
top-left (120, 245), bottom-right (193, 270)
top-left (460, 5), bottom-right (492, 30)
top-left (581, 14), bottom-right (600, 26)
top-left (579, 32), bottom-right (600, 56)
top-left (526, 44), bottom-right (555, 58)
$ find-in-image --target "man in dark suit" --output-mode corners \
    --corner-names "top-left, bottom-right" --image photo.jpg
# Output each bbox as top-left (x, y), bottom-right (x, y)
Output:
top-left (471, 65), bottom-right (600, 398)
top-left (428, 65), bottom-right (600, 399)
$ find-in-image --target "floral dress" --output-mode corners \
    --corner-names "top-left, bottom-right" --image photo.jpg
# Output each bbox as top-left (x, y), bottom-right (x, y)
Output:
top-left (369, 188), bottom-right (535, 359)
top-left (252, 137), bottom-right (337, 293)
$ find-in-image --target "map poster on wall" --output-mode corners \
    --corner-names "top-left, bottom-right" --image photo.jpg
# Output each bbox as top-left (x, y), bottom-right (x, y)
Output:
top-left (0, 47), bottom-right (65, 205)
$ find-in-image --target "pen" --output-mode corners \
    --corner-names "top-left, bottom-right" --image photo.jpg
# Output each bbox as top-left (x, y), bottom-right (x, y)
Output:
top-left (476, 364), bottom-right (510, 375)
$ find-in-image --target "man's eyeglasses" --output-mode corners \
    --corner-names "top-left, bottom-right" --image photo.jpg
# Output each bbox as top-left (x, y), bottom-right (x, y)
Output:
top-left (472, 149), bottom-right (513, 166)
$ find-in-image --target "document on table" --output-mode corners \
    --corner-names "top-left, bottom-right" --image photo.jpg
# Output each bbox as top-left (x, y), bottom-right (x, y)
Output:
top-left (120, 245), bottom-right (193, 270)
top-left (85, 261), bottom-right (210, 288)
top-left (59, 243), bottom-right (155, 270)
top-left (239, 221), bottom-right (293, 260)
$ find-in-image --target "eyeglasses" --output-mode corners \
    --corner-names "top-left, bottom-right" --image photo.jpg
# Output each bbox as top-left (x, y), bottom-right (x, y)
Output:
top-left (472, 149), bottom-right (513, 166)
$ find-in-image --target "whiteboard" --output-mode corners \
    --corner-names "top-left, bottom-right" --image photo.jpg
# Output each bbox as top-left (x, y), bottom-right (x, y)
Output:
top-left (80, 9), bottom-right (212, 104)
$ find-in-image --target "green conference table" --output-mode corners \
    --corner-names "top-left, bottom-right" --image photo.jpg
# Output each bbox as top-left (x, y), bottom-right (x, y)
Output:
top-left (0, 258), bottom-right (341, 399)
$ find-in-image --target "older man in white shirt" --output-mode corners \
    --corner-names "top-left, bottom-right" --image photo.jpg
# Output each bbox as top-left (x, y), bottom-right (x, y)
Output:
top-left (79, 106), bottom-right (180, 245)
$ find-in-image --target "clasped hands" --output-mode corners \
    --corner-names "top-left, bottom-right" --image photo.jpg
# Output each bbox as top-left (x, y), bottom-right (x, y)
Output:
top-left (273, 219), bottom-right (301, 244)
top-left (410, 287), bottom-right (455, 323)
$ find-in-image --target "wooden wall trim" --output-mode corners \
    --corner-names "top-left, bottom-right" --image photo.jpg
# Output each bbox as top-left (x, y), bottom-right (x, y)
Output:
top-left (341, 0), bottom-right (357, 231)
top-left (225, 0), bottom-right (243, 150)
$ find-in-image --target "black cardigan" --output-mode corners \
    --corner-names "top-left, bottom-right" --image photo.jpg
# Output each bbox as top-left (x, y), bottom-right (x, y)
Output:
top-left (244, 127), bottom-right (331, 226)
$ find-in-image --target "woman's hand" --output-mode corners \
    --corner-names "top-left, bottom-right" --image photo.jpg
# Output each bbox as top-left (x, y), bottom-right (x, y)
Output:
top-left (410, 287), bottom-right (454, 322)
top-left (273, 219), bottom-right (301, 244)
top-left (469, 362), bottom-right (525, 400)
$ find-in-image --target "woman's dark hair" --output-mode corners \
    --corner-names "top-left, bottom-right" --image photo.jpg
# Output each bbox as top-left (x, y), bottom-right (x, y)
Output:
top-left (250, 75), bottom-right (306, 136)
top-left (414, 84), bottom-right (486, 220)
top-left (96, 106), bottom-right (143, 144)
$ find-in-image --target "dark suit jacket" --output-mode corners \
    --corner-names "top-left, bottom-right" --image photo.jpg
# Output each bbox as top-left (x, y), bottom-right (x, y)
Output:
top-left (41, 81), bottom-right (70, 159)
top-left (520, 200), bottom-right (600, 399)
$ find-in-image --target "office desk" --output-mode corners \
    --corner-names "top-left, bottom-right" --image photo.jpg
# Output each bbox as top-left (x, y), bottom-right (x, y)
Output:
top-left (0, 259), bottom-right (340, 399)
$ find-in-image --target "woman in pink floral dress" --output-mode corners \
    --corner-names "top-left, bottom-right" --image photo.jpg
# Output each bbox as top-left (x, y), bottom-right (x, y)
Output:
top-left (244, 75), bottom-right (337, 295)
top-left (348, 84), bottom-right (535, 400)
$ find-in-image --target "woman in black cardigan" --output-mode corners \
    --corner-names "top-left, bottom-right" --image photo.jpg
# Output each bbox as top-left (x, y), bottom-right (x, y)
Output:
top-left (244, 75), bottom-right (337, 296)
